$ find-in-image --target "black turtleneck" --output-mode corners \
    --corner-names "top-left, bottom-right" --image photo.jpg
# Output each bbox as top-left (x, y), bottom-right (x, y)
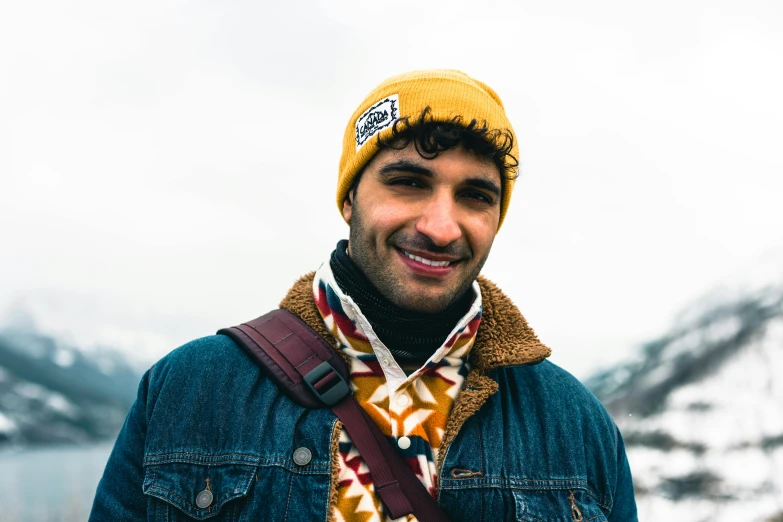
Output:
top-left (329, 240), bottom-right (474, 367)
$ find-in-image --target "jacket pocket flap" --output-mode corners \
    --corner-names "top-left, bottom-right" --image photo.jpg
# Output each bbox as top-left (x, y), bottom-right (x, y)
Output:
top-left (514, 488), bottom-right (609, 522)
top-left (143, 462), bottom-right (256, 520)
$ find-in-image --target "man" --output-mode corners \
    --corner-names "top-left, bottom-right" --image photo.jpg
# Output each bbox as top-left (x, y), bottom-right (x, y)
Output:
top-left (91, 69), bottom-right (637, 521)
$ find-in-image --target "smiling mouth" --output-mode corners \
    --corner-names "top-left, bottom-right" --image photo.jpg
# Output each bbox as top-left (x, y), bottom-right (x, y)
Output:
top-left (399, 249), bottom-right (458, 267)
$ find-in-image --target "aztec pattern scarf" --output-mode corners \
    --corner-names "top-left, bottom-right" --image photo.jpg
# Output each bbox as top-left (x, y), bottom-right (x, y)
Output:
top-left (312, 260), bottom-right (482, 522)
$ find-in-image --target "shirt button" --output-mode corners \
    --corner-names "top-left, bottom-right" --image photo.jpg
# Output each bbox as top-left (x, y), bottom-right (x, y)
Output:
top-left (397, 436), bottom-right (411, 450)
top-left (396, 394), bottom-right (410, 407)
top-left (381, 357), bottom-right (391, 366)
top-left (293, 447), bottom-right (312, 466)
top-left (195, 488), bottom-right (213, 509)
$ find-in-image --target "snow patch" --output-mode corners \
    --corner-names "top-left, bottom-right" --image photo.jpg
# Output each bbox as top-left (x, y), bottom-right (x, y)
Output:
top-left (14, 382), bottom-right (49, 400)
top-left (45, 393), bottom-right (77, 418)
top-left (53, 346), bottom-right (76, 367)
top-left (0, 412), bottom-right (17, 434)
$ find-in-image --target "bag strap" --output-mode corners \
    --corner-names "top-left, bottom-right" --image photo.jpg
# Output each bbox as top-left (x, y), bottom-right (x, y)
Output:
top-left (218, 309), bottom-right (450, 522)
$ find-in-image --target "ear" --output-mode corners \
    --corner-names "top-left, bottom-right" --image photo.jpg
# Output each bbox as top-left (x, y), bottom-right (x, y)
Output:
top-left (342, 190), bottom-right (354, 225)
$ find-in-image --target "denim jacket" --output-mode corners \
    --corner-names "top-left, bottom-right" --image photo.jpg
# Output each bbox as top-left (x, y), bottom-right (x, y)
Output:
top-left (91, 275), bottom-right (637, 521)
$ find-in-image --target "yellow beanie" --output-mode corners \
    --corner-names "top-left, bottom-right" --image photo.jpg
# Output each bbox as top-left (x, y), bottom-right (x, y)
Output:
top-left (337, 69), bottom-right (518, 229)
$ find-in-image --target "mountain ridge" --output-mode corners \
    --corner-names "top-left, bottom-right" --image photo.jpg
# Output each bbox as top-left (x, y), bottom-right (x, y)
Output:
top-left (0, 327), bottom-right (141, 447)
top-left (587, 280), bottom-right (783, 521)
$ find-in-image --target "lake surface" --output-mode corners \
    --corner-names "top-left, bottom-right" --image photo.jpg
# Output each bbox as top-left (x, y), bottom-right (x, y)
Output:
top-left (0, 443), bottom-right (113, 522)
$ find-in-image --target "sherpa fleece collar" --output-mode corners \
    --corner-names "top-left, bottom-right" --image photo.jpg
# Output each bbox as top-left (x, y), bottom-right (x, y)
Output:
top-left (278, 272), bottom-right (551, 474)
top-left (279, 272), bottom-right (550, 371)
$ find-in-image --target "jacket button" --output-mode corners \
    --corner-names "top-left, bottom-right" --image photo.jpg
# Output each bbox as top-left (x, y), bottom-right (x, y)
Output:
top-left (293, 447), bottom-right (312, 466)
top-left (195, 488), bottom-right (213, 509)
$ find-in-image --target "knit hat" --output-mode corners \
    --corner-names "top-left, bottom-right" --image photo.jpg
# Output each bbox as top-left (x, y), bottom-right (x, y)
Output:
top-left (337, 69), bottom-right (518, 229)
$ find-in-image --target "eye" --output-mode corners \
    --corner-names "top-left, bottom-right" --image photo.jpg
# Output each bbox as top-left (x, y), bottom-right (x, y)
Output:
top-left (462, 190), bottom-right (494, 204)
top-left (387, 177), bottom-right (425, 189)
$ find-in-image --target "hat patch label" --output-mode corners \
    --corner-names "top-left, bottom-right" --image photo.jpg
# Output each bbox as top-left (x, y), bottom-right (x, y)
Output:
top-left (355, 94), bottom-right (399, 150)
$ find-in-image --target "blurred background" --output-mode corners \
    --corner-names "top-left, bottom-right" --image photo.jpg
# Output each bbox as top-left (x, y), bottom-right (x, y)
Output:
top-left (2, 0), bottom-right (782, 520)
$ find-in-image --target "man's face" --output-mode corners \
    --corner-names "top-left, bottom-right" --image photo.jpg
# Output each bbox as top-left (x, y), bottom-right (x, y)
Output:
top-left (342, 143), bottom-right (502, 313)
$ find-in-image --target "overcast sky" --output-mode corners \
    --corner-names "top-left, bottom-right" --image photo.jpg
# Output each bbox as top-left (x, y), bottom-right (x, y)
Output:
top-left (2, 0), bottom-right (782, 377)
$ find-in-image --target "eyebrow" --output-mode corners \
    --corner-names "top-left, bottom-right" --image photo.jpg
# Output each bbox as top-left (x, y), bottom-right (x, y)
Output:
top-left (378, 160), bottom-right (432, 177)
top-left (377, 160), bottom-right (501, 198)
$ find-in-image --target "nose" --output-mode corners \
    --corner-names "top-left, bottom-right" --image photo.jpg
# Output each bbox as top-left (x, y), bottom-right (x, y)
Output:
top-left (415, 192), bottom-right (462, 247)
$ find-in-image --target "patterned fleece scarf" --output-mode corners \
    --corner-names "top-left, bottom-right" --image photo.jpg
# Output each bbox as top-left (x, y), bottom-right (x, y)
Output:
top-left (312, 258), bottom-right (482, 522)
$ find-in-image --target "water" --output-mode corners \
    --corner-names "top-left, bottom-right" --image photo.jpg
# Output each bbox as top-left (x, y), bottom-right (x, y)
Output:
top-left (0, 443), bottom-right (113, 522)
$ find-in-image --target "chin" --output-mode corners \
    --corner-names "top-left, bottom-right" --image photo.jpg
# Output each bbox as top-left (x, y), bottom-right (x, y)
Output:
top-left (391, 290), bottom-right (456, 314)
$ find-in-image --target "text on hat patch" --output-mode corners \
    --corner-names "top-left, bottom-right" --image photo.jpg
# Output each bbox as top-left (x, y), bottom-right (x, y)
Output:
top-left (355, 94), bottom-right (399, 150)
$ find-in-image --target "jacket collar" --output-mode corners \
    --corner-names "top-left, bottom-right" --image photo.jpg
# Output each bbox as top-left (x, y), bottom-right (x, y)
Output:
top-left (280, 271), bottom-right (551, 476)
top-left (279, 272), bottom-right (551, 372)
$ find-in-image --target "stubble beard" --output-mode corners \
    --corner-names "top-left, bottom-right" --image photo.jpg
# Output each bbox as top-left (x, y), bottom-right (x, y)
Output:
top-left (347, 200), bottom-right (490, 314)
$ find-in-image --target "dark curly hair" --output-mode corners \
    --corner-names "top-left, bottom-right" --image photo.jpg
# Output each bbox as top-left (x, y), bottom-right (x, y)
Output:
top-left (376, 106), bottom-right (519, 182)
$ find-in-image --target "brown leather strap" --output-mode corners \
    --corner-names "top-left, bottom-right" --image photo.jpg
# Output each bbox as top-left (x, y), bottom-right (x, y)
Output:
top-left (218, 309), bottom-right (450, 521)
top-left (224, 310), bottom-right (349, 409)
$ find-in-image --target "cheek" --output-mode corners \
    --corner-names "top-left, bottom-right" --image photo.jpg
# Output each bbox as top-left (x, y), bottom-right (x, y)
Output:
top-left (364, 204), bottom-right (413, 235)
top-left (474, 235), bottom-right (496, 258)
top-left (465, 217), bottom-right (498, 256)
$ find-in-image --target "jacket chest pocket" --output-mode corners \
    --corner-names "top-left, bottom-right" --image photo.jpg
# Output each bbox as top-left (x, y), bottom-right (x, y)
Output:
top-left (143, 462), bottom-right (257, 521)
top-left (514, 489), bottom-right (609, 522)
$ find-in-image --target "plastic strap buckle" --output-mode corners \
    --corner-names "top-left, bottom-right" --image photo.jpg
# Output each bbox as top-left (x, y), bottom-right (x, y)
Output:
top-left (303, 361), bottom-right (351, 406)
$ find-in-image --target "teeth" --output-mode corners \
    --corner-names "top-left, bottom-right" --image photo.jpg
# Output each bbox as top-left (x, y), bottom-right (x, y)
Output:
top-left (402, 250), bottom-right (452, 267)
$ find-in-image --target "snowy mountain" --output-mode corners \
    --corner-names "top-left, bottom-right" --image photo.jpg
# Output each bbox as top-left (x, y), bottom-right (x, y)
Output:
top-left (0, 327), bottom-right (141, 447)
top-left (587, 279), bottom-right (783, 521)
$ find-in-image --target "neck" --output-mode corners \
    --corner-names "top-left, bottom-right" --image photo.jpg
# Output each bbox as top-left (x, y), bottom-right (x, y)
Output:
top-left (330, 240), bottom-right (474, 368)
